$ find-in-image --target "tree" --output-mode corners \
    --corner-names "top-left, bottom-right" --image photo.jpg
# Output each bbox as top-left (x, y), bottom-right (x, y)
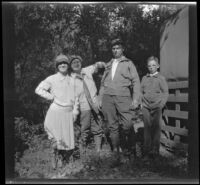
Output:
top-left (14, 3), bottom-right (178, 123)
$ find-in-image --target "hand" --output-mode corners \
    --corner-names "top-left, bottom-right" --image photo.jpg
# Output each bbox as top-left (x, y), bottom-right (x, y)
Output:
top-left (96, 96), bottom-right (102, 110)
top-left (95, 61), bottom-right (106, 69)
top-left (73, 114), bottom-right (78, 122)
top-left (159, 103), bottom-right (165, 109)
top-left (72, 108), bottom-right (79, 122)
top-left (130, 100), bottom-right (139, 110)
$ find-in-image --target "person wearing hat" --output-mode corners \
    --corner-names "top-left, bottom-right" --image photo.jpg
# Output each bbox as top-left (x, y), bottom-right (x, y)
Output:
top-left (99, 38), bottom-right (141, 166)
top-left (70, 55), bottom-right (106, 154)
top-left (35, 54), bottom-right (82, 169)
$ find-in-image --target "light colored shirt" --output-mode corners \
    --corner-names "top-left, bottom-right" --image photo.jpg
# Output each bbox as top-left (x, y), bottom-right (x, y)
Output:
top-left (72, 65), bottom-right (98, 111)
top-left (111, 59), bottom-right (119, 80)
top-left (35, 72), bottom-right (82, 113)
top-left (149, 71), bottom-right (158, 77)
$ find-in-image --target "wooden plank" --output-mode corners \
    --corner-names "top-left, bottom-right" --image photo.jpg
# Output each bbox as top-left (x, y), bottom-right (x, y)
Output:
top-left (160, 137), bottom-right (188, 150)
top-left (175, 103), bottom-right (181, 142)
top-left (168, 81), bottom-right (188, 89)
top-left (168, 93), bottom-right (188, 102)
top-left (163, 109), bottom-right (188, 119)
top-left (161, 125), bottom-right (188, 136)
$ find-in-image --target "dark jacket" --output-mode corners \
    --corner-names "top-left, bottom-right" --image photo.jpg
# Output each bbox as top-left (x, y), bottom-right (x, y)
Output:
top-left (100, 56), bottom-right (141, 103)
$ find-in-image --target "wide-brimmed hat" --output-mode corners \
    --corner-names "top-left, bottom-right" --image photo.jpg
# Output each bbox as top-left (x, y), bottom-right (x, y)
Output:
top-left (55, 54), bottom-right (70, 68)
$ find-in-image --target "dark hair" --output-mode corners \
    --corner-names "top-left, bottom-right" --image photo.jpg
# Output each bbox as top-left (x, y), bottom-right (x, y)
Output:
top-left (111, 38), bottom-right (124, 48)
top-left (147, 56), bottom-right (159, 65)
top-left (56, 61), bottom-right (69, 69)
top-left (70, 55), bottom-right (83, 65)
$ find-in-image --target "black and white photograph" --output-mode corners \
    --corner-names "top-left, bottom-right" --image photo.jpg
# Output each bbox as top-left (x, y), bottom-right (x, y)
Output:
top-left (3, 1), bottom-right (198, 183)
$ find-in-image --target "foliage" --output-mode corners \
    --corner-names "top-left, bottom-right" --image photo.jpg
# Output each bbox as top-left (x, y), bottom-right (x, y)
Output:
top-left (14, 3), bottom-right (178, 124)
top-left (14, 117), bottom-right (44, 162)
top-left (15, 132), bottom-right (188, 179)
top-left (12, 4), bottom-right (180, 164)
top-left (11, 4), bottom-right (189, 179)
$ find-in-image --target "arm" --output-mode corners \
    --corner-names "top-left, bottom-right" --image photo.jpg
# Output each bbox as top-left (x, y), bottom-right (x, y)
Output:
top-left (72, 82), bottom-right (82, 122)
top-left (72, 96), bottom-right (80, 122)
top-left (128, 62), bottom-right (141, 107)
top-left (82, 65), bottom-right (95, 78)
top-left (35, 77), bottom-right (54, 101)
top-left (159, 76), bottom-right (169, 107)
top-left (82, 62), bottom-right (106, 78)
top-left (96, 71), bottom-right (106, 109)
top-left (140, 76), bottom-right (146, 108)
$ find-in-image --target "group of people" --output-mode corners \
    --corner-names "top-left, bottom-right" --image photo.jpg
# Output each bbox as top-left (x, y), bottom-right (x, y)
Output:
top-left (35, 38), bottom-right (169, 170)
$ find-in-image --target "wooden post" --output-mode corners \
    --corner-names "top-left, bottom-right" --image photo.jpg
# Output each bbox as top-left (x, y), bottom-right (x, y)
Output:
top-left (188, 5), bottom-right (199, 179)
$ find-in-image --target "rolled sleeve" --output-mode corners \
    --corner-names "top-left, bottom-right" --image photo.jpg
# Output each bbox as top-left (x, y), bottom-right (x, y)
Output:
top-left (35, 77), bottom-right (54, 100)
top-left (82, 65), bottom-right (95, 78)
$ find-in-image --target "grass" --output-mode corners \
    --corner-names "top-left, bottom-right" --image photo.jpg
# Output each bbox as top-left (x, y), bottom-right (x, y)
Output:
top-left (15, 132), bottom-right (188, 182)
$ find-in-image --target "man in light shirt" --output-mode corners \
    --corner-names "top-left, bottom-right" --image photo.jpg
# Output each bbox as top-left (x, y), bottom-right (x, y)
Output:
top-left (70, 55), bottom-right (106, 154)
top-left (99, 38), bottom-right (141, 166)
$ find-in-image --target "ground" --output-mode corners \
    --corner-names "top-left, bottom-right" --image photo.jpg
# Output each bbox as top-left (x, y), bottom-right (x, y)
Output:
top-left (14, 131), bottom-right (189, 182)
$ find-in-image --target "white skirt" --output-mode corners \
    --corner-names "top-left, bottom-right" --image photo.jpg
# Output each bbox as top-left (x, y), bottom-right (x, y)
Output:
top-left (44, 103), bottom-right (74, 150)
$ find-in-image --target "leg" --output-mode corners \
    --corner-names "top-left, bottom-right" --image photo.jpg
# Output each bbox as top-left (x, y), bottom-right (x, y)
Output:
top-left (142, 107), bottom-right (152, 157)
top-left (151, 108), bottom-right (162, 156)
top-left (91, 112), bottom-right (103, 152)
top-left (80, 110), bottom-right (91, 148)
top-left (49, 138), bottom-right (58, 170)
top-left (115, 96), bottom-right (136, 158)
top-left (102, 94), bottom-right (119, 152)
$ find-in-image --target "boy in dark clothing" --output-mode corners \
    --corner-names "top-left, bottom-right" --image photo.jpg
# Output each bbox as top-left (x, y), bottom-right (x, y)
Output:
top-left (141, 56), bottom-right (169, 159)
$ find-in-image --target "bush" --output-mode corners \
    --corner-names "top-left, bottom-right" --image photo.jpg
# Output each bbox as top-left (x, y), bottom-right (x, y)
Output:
top-left (14, 117), bottom-right (44, 161)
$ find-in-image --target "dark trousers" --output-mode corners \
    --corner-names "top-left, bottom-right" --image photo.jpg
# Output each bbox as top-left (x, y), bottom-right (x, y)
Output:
top-left (142, 106), bottom-right (162, 156)
top-left (102, 94), bottom-right (136, 152)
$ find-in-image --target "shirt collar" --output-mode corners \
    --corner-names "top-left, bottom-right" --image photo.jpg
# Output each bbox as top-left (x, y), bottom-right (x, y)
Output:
top-left (57, 72), bottom-right (69, 81)
top-left (112, 56), bottom-right (127, 63)
top-left (147, 71), bottom-right (159, 77)
top-left (71, 72), bottom-right (84, 80)
top-left (107, 56), bottom-right (128, 69)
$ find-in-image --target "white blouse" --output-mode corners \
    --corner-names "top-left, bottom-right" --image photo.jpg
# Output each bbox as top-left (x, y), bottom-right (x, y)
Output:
top-left (35, 72), bottom-right (83, 114)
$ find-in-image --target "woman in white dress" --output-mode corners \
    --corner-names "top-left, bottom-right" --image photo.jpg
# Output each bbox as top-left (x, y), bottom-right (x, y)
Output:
top-left (35, 54), bottom-right (82, 169)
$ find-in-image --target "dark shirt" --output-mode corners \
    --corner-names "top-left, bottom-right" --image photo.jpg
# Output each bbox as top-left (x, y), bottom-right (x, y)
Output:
top-left (141, 72), bottom-right (169, 109)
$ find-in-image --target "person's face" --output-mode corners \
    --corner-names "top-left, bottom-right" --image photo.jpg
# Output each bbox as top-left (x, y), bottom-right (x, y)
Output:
top-left (112, 44), bottom-right (124, 59)
top-left (147, 60), bottom-right (159, 74)
top-left (57, 62), bottom-right (69, 74)
top-left (71, 59), bottom-right (82, 73)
